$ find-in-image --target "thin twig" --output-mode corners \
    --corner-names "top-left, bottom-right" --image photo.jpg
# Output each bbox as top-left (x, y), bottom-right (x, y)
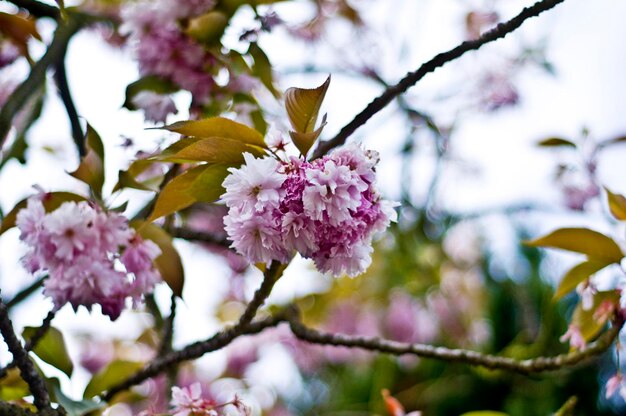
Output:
top-left (0, 17), bottom-right (83, 145)
top-left (286, 307), bottom-right (622, 375)
top-left (312, 0), bottom-right (567, 158)
top-left (23, 310), bottom-right (55, 351)
top-left (0, 297), bottom-right (51, 410)
top-left (0, 310), bottom-right (55, 379)
top-left (5, 275), bottom-right (45, 310)
top-left (4, 0), bottom-right (60, 19)
top-left (102, 314), bottom-right (287, 401)
top-left (169, 227), bottom-right (230, 248)
top-left (236, 260), bottom-right (283, 328)
top-left (54, 59), bottom-right (85, 157)
top-left (158, 293), bottom-right (177, 357)
top-left (102, 261), bottom-right (286, 400)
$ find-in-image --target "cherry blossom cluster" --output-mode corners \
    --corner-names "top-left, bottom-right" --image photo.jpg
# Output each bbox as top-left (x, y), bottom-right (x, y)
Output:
top-left (222, 144), bottom-right (397, 277)
top-left (120, 0), bottom-right (217, 120)
top-left (139, 382), bottom-right (250, 416)
top-left (16, 197), bottom-right (162, 320)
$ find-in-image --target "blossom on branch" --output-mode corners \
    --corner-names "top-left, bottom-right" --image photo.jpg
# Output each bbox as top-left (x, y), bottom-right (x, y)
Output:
top-left (16, 197), bottom-right (161, 320)
top-left (222, 143), bottom-right (397, 277)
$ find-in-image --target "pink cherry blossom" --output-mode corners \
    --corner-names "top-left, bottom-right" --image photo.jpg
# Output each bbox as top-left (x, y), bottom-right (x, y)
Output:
top-left (606, 373), bottom-right (626, 400)
top-left (16, 198), bottom-right (162, 320)
top-left (221, 143), bottom-right (397, 277)
top-left (120, 0), bottom-right (217, 104)
top-left (223, 207), bottom-right (289, 265)
top-left (171, 383), bottom-right (217, 416)
top-left (559, 324), bottom-right (586, 349)
top-left (222, 153), bottom-right (286, 212)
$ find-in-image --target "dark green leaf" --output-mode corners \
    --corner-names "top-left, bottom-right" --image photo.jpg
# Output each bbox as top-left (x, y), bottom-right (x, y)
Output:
top-left (123, 76), bottom-right (178, 111)
top-left (53, 385), bottom-right (104, 416)
top-left (23, 326), bottom-right (73, 377)
top-left (248, 42), bottom-right (279, 97)
top-left (537, 137), bottom-right (576, 148)
top-left (69, 124), bottom-right (105, 198)
top-left (83, 360), bottom-right (144, 399)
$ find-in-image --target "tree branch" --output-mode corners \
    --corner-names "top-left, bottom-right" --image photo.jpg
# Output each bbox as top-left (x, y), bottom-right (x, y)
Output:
top-left (0, 298), bottom-right (51, 410)
top-left (286, 307), bottom-right (622, 375)
top-left (3, 0), bottom-right (60, 19)
top-left (54, 59), bottom-right (85, 157)
top-left (0, 17), bottom-right (83, 146)
top-left (0, 311), bottom-right (55, 385)
top-left (4, 276), bottom-right (45, 310)
top-left (102, 314), bottom-right (287, 401)
top-left (312, 0), bottom-right (566, 158)
top-left (169, 227), bottom-right (230, 248)
top-left (236, 260), bottom-right (283, 327)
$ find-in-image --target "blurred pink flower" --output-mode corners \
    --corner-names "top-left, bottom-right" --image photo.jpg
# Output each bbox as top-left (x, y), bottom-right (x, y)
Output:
top-left (559, 324), bottom-right (586, 349)
top-left (131, 91), bottom-right (177, 123)
top-left (606, 373), bottom-right (626, 400)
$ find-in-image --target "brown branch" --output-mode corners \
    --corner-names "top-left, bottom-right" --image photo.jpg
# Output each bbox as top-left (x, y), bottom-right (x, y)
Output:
top-left (103, 260), bottom-right (286, 400)
top-left (4, 276), bottom-right (45, 310)
top-left (236, 260), bottom-right (283, 327)
top-left (4, 0), bottom-right (60, 19)
top-left (286, 308), bottom-right (622, 375)
top-left (0, 298), bottom-right (51, 410)
top-left (0, 311), bottom-right (55, 387)
top-left (169, 227), bottom-right (230, 248)
top-left (312, 0), bottom-right (567, 158)
top-left (102, 314), bottom-right (287, 401)
top-left (0, 17), bottom-right (83, 146)
top-left (158, 293), bottom-right (177, 357)
top-left (54, 59), bottom-right (85, 157)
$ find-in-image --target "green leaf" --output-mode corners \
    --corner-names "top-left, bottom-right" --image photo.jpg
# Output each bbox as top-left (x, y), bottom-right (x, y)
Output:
top-left (248, 42), bottom-right (279, 97)
top-left (460, 412), bottom-right (509, 416)
top-left (571, 291), bottom-right (619, 342)
top-left (83, 360), bottom-right (144, 399)
top-left (23, 326), bottom-right (73, 377)
top-left (285, 76), bottom-right (330, 156)
top-left (0, 368), bottom-right (29, 401)
top-left (285, 75), bottom-right (330, 134)
top-left (131, 221), bottom-right (185, 297)
top-left (189, 164), bottom-right (232, 202)
top-left (113, 159), bottom-right (164, 193)
top-left (69, 124), bottom-right (105, 198)
top-left (525, 227), bottom-right (624, 263)
top-left (605, 187), bottom-right (626, 221)
top-left (155, 136), bottom-right (265, 164)
top-left (159, 117), bottom-right (267, 148)
top-left (0, 192), bottom-right (87, 236)
top-left (123, 76), bottom-right (178, 111)
top-left (0, 84), bottom-right (44, 169)
top-left (53, 385), bottom-right (104, 416)
top-left (148, 164), bottom-right (229, 222)
top-left (289, 116), bottom-right (326, 157)
top-left (554, 259), bottom-right (610, 300)
top-left (185, 11), bottom-right (229, 44)
top-left (537, 137), bottom-right (576, 148)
